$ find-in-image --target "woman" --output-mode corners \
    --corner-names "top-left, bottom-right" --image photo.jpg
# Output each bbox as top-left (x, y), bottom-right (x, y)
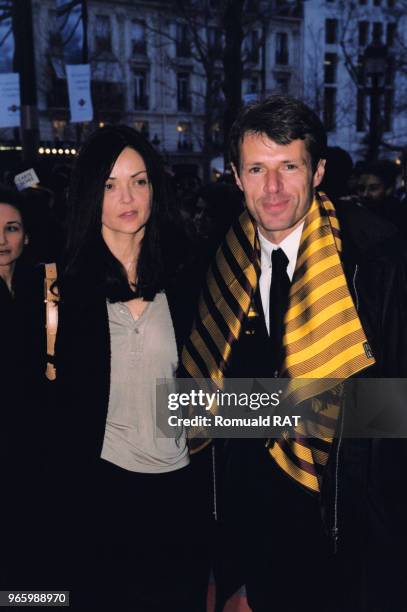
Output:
top-left (0, 187), bottom-right (29, 292)
top-left (0, 186), bottom-right (56, 589)
top-left (55, 126), bottom-right (211, 611)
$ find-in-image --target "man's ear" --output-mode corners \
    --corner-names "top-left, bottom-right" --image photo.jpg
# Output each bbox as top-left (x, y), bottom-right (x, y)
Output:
top-left (312, 158), bottom-right (326, 188)
top-left (231, 163), bottom-right (244, 192)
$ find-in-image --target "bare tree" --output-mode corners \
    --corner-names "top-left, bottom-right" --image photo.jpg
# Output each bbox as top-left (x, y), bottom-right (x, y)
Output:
top-left (56, 0), bottom-right (88, 63)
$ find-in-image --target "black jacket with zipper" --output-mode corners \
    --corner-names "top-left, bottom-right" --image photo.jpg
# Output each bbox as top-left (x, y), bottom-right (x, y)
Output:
top-left (321, 201), bottom-right (407, 612)
top-left (213, 200), bottom-right (407, 611)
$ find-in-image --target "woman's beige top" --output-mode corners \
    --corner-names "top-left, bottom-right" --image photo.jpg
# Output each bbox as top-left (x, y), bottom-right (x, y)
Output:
top-left (100, 292), bottom-right (188, 473)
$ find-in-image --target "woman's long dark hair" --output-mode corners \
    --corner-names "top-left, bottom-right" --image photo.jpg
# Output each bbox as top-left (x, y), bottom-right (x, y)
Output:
top-left (61, 125), bottom-right (166, 302)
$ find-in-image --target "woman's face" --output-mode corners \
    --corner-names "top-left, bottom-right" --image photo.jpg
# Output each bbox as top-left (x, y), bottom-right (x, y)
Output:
top-left (0, 203), bottom-right (28, 268)
top-left (101, 146), bottom-right (152, 241)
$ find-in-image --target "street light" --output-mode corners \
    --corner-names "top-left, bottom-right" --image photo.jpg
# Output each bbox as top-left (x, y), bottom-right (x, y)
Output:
top-left (363, 36), bottom-right (388, 161)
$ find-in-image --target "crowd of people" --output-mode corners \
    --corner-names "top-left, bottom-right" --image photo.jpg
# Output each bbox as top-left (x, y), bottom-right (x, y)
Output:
top-left (1, 94), bottom-right (407, 612)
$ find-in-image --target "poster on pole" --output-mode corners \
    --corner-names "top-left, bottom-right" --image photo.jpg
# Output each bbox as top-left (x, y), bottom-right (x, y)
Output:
top-left (66, 64), bottom-right (93, 123)
top-left (0, 73), bottom-right (21, 128)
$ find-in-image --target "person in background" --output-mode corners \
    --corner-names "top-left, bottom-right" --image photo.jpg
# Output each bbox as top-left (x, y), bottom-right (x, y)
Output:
top-left (0, 186), bottom-right (54, 591)
top-left (318, 146), bottom-right (354, 200)
top-left (54, 125), bottom-right (211, 611)
top-left (353, 159), bottom-right (407, 234)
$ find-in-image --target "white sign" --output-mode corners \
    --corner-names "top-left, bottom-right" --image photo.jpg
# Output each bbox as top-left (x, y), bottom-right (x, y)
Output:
top-left (0, 73), bottom-right (21, 128)
top-left (14, 168), bottom-right (40, 191)
top-left (66, 64), bottom-right (93, 123)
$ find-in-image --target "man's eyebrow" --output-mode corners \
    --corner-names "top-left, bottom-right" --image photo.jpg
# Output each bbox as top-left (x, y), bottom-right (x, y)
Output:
top-left (5, 220), bottom-right (22, 225)
top-left (107, 170), bottom-right (148, 180)
top-left (244, 158), bottom-right (305, 165)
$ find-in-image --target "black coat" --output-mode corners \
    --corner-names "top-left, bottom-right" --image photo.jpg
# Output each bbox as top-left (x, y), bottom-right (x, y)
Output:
top-left (322, 202), bottom-right (407, 611)
top-left (212, 202), bottom-right (407, 611)
top-left (1, 262), bottom-right (55, 590)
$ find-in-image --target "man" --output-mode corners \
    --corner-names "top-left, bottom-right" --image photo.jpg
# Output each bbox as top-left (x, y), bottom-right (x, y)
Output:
top-left (353, 159), bottom-right (407, 236)
top-left (182, 96), bottom-right (407, 611)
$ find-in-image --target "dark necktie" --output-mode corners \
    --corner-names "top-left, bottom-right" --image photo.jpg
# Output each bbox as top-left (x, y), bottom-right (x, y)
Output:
top-left (269, 248), bottom-right (290, 375)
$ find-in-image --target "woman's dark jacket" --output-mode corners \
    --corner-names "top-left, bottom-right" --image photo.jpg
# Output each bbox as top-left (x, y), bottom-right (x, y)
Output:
top-left (0, 261), bottom-right (53, 589)
top-left (53, 270), bottom-right (196, 474)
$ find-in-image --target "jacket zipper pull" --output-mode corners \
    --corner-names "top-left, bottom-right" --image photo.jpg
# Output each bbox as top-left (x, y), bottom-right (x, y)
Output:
top-left (331, 526), bottom-right (339, 554)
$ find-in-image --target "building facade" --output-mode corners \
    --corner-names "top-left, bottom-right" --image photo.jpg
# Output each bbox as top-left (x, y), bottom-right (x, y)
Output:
top-left (302, 0), bottom-right (407, 160)
top-left (0, 0), bottom-right (406, 171)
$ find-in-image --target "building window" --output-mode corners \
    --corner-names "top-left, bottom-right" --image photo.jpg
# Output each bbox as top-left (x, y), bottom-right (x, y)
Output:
top-left (356, 89), bottom-right (366, 131)
top-left (91, 81), bottom-right (124, 111)
top-left (358, 21), bottom-right (369, 46)
top-left (384, 89), bottom-right (393, 132)
top-left (324, 87), bottom-right (336, 131)
top-left (372, 22), bottom-right (383, 42)
top-left (207, 27), bottom-right (223, 59)
top-left (95, 15), bottom-right (111, 53)
top-left (386, 23), bottom-right (396, 46)
top-left (176, 24), bottom-right (191, 57)
top-left (244, 30), bottom-right (259, 63)
top-left (325, 19), bottom-right (338, 44)
top-left (385, 56), bottom-right (395, 86)
top-left (134, 71), bottom-right (148, 110)
top-left (387, 0), bottom-right (395, 6)
top-left (177, 72), bottom-right (191, 111)
top-left (248, 76), bottom-right (258, 94)
top-left (275, 32), bottom-right (289, 65)
top-left (358, 0), bottom-right (367, 4)
top-left (132, 21), bottom-right (147, 55)
top-left (324, 53), bottom-right (337, 84)
top-left (373, 0), bottom-right (381, 5)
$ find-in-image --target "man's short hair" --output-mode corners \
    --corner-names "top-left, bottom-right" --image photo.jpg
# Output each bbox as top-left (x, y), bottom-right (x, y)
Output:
top-left (229, 95), bottom-right (327, 174)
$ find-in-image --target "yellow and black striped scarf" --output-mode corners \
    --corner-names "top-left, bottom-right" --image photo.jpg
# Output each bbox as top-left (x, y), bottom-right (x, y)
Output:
top-left (182, 193), bottom-right (375, 492)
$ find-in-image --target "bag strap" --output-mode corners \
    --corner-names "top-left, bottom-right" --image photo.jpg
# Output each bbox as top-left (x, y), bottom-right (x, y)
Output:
top-left (44, 262), bottom-right (59, 381)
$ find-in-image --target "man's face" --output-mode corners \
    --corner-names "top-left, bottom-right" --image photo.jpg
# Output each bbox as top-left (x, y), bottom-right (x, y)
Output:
top-left (356, 173), bottom-right (388, 204)
top-left (232, 133), bottom-right (325, 244)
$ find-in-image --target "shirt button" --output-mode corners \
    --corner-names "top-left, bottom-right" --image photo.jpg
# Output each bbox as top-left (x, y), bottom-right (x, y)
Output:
top-left (134, 328), bottom-right (139, 334)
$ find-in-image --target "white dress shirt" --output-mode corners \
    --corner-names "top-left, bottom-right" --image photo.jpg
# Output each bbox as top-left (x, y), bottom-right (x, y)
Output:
top-left (258, 222), bottom-right (304, 335)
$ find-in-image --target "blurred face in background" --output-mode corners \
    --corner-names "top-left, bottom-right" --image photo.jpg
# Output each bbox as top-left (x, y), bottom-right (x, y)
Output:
top-left (356, 174), bottom-right (389, 204)
top-left (102, 146), bottom-right (152, 243)
top-left (0, 203), bottom-right (28, 270)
